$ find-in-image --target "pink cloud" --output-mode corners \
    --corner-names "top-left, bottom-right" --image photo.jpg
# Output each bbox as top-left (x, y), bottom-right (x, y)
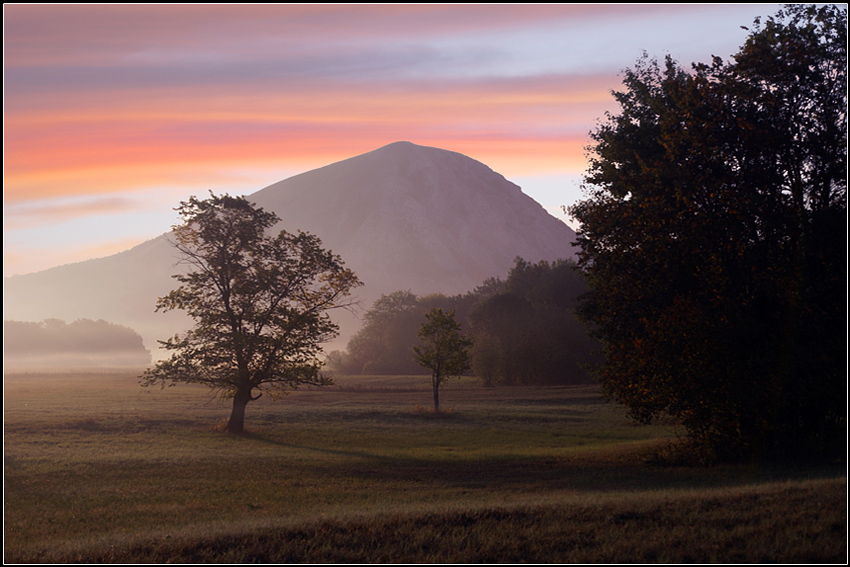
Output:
top-left (3, 3), bottom-right (782, 277)
top-left (5, 4), bottom-right (700, 67)
top-left (5, 71), bottom-right (618, 202)
top-left (3, 196), bottom-right (140, 231)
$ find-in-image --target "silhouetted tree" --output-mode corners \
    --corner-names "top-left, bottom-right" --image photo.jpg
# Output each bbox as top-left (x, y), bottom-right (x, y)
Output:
top-left (568, 5), bottom-right (846, 461)
top-left (333, 259), bottom-right (598, 384)
top-left (140, 193), bottom-right (361, 434)
top-left (414, 308), bottom-right (472, 411)
top-left (469, 293), bottom-right (535, 385)
top-left (335, 290), bottom-right (483, 376)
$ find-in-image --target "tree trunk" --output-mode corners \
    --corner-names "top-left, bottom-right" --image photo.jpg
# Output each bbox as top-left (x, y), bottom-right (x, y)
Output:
top-left (432, 375), bottom-right (440, 413)
top-left (224, 389), bottom-right (252, 434)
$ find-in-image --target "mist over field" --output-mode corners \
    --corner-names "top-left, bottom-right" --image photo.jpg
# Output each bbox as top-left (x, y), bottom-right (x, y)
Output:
top-left (4, 319), bottom-right (151, 370)
top-left (3, 4), bottom-right (845, 563)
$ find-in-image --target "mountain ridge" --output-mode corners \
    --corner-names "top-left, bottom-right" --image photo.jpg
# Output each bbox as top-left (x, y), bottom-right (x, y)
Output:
top-left (4, 142), bottom-right (576, 356)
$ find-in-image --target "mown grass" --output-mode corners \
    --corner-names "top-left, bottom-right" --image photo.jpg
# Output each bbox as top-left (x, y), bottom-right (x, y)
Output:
top-left (4, 371), bottom-right (846, 563)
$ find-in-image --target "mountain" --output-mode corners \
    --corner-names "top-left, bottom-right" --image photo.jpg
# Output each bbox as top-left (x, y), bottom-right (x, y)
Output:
top-left (3, 141), bottom-right (577, 357)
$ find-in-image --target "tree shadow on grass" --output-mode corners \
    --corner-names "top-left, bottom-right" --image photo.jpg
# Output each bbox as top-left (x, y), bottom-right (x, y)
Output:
top-left (234, 431), bottom-right (845, 495)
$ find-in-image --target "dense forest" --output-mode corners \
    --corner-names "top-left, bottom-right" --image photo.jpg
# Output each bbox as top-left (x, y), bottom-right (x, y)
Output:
top-left (328, 258), bottom-right (600, 386)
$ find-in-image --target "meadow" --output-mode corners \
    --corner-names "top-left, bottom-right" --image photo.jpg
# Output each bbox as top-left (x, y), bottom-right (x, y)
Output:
top-left (4, 370), bottom-right (846, 563)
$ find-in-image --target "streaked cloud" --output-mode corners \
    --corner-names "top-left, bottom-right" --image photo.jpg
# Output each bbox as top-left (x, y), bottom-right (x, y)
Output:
top-left (5, 71), bottom-right (618, 204)
top-left (3, 3), bottom-right (783, 276)
top-left (4, 196), bottom-right (141, 230)
top-left (5, 5), bottom-right (701, 67)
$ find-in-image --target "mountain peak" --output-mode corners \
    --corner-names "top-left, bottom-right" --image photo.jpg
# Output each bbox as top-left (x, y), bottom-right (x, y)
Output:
top-left (5, 143), bottom-right (576, 355)
top-left (380, 140), bottom-right (417, 148)
top-left (250, 140), bottom-right (573, 296)
top-left (373, 140), bottom-right (427, 151)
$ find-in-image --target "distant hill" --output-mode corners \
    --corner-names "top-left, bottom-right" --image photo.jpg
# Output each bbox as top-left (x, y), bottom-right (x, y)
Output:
top-left (4, 318), bottom-right (151, 370)
top-left (3, 141), bottom-right (576, 359)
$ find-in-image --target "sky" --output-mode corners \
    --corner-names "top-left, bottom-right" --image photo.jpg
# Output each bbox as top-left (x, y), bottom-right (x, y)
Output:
top-left (4, 3), bottom-right (784, 277)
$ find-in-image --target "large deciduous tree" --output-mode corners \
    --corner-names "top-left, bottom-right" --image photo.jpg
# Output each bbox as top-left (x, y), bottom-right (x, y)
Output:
top-left (141, 193), bottom-right (361, 434)
top-left (568, 5), bottom-right (846, 461)
top-left (414, 308), bottom-right (472, 412)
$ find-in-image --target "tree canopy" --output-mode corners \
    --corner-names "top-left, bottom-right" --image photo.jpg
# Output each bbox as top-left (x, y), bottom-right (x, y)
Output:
top-left (342, 290), bottom-right (426, 375)
top-left (331, 258), bottom-right (598, 386)
top-left (468, 258), bottom-right (600, 386)
top-left (568, 5), bottom-right (846, 461)
top-left (414, 308), bottom-right (473, 411)
top-left (140, 193), bottom-right (361, 433)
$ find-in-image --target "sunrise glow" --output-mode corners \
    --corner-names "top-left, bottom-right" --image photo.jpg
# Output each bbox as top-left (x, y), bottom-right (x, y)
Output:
top-left (4, 4), bottom-right (781, 276)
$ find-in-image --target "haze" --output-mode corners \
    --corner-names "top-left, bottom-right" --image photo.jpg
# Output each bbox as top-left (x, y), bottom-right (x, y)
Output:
top-left (3, 141), bottom-right (580, 357)
top-left (3, 4), bottom-right (782, 277)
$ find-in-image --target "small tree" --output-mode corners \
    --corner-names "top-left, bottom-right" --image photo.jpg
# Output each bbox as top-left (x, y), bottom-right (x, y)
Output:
top-left (413, 308), bottom-right (472, 412)
top-left (140, 193), bottom-right (361, 434)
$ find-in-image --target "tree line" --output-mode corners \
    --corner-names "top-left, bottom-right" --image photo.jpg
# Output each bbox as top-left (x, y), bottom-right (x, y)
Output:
top-left (4, 318), bottom-right (151, 367)
top-left (328, 257), bottom-right (601, 386)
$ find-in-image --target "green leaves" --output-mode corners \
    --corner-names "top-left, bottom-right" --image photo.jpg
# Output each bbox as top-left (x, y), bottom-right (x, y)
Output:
top-left (414, 308), bottom-right (472, 383)
top-left (414, 308), bottom-right (472, 411)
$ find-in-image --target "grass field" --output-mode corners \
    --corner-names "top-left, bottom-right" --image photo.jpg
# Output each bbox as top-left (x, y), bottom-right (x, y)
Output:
top-left (4, 370), bottom-right (846, 563)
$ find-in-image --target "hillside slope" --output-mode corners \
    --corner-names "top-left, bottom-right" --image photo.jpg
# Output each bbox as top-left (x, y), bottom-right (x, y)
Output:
top-left (3, 142), bottom-right (576, 356)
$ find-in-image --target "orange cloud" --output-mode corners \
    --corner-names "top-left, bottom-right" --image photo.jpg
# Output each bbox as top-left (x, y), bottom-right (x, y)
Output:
top-left (6, 2), bottom-right (648, 208)
top-left (5, 72), bottom-right (616, 203)
top-left (4, 2), bottom-right (775, 278)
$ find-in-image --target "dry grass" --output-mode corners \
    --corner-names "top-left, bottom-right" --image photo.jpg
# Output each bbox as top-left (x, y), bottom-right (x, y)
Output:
top-left (29, 478), bottom-right (843, 564)
top-left (4, 370), bottom-right (846, 563)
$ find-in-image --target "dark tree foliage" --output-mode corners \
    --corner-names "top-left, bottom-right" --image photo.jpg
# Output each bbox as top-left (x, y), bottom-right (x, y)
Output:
top-left (568, 5), bottom-right (846, 461)
top-left (331, 258), bottom-right (598, 385)
top-left (414, 308), bottom-right (473, 411)
top-left (140, 193), bottom-right (361, 434)
top-left (343, 291), bottom-right (425, 374)
top-left (468, 258), bottom-right (600, 386)
top-left (333, 290), bottom-right (485, 375)
top-left (333, 258), bottom-right (599, 385)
